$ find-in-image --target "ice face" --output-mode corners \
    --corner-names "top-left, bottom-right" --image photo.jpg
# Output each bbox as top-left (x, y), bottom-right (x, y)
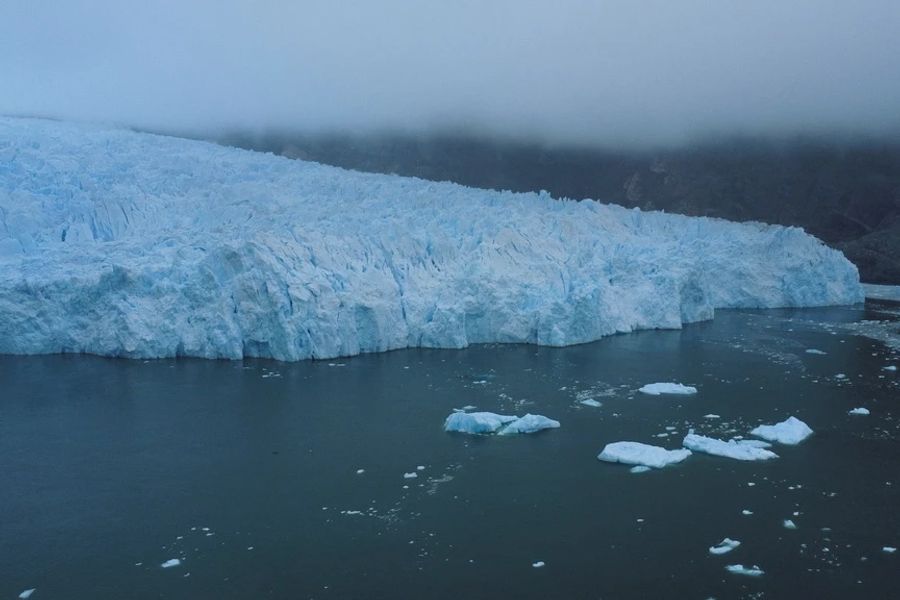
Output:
top-left (749, 416), bottom-right (814, 445)
top-left (0, 117), bottom-right (864, 361)
top-left (597, 441), bottom-right (692, 469)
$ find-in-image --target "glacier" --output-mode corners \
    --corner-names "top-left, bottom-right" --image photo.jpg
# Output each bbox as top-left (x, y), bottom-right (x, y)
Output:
top-left (0, 117), bottom-right (864, 361)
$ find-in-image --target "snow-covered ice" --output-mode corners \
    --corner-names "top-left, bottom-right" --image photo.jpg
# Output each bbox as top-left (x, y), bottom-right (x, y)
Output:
top-left (709, 538), bottom-right (741, 555)
top-left (497, 413), bottom-right (561, 435)
top-left (443, 412), bottom-right (558, 435)
top-left (682, 433), bottom-right (778, 461)
top-left (638, 383), bottom-right (698, 396)
top-left (597, 441), bottom-right (691, 469)
top-left (0, 117), bottom-right (864, 361)
top-left (726, 564), bottom-right (764, 577)
top-left (750, 416), bottom-right (813, 445)
top-left (848, 407), bottom-right (870, 416)
top-left (161, 559), bottom-right (181, 568)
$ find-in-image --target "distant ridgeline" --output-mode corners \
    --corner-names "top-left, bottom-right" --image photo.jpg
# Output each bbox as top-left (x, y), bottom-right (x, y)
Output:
top-left (220, 131), bottom-right (900, 284)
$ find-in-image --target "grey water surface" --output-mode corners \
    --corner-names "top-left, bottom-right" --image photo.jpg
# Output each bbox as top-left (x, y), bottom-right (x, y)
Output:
top-left (1, 304), bottom-right (898, 599)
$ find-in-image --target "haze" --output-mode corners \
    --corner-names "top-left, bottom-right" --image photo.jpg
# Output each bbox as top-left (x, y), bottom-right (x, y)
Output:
top-left (2, 0), bottom-right (899, 147)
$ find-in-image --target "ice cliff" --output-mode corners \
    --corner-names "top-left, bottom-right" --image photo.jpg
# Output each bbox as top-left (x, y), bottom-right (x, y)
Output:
top-left (0, 118), bottom-right (864, 360)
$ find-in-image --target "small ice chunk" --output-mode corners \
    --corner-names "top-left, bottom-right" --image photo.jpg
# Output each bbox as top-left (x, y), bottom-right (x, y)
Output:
top-left (403, 472), bottom-right (418, 479)
top-left (750, 416), bottom-right (813, 445)
top-left (597, 441), bottom-right (692, 469)
top-left (161, 559), bottom-right (182, 568)
top-left (742, 509), bottom-right (753, 516)
top-left (443, 412), bottom-right (518, 434)
top-left (356, 469), bottom-right (365, 474)
top-left (709, 538), bottom-right (741, 555)
top-left (416, 465), bottom-right (425, 471)
top-left (783, 519), bottom-right (798, 530)
top-left (532, 561), bottom-right (545, 568)
top-left (497, 414), bottom-right (561, 435)
top-left (805, 349), bottom-right (827, 355)
top-left (579, 399), bottom-right (602, 408)
top-left (461, 405), bottom-right (477, 410)
top-left (683, 433), bottom-right (779, 461)
top-left (638, 382), bottom-right (697, 396)
top-left (703, 414), bottom-right (720, 419)
top-left (884, 365), bottom-right (897, 371)
top-left (883, 546), bottom-right (896, 553)
top-left (629, 465), bottom-right (651, 474)
top-left (848, 407), bottom-right (870, 415)
top-left (19, 590), bottom-right (36, 599)
top-left (726, 564), bottom-right (764, 577)
top-left (835, 373), bottom-right (847, 379)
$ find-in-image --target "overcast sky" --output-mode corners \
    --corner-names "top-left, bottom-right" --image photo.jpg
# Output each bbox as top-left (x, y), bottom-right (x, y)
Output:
top-left (2, 0), bottom-right (899, 147)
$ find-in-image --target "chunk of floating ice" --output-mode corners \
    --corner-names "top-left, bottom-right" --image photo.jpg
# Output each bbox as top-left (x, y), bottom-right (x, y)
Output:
top-left (709, 538), bottom-right (741, 555)
top-left (19, 590), bottom-right (36, 599)
top-left (883, 366), bottom-right (896, 371)
top-left (882, 547), bottom-right (896, 553)
top-left (597, 441), bottom-right (691, 469)
top-left (742, 510), bottom-right (753, 516)
top-left (497, 414), bottom-right (561, 435)
top-left (683, 433), bottom-right (779, 461)
top-left (726, 564), bottom-right (764, 577)
top-left (638, 383), bottom-right (697, 396)
top-left (630, 465), bottom-right (652, 474)
top-left (416, 465), bottom-right (425, 471)
top-left (703, 414), bottom-right (720, 419)
top-left (532, 561), bottom-right (545, 568)
top-left (835, 373), bottom-right (847, 379)
top-left (805, 349), bottom-right (827, 355)
top-left (579, 399), bottom-right (602, 408)
top-left (443, 412), bottom-right (518, 434)
top-left (356, 469), bottom-right (365, 474)
top-left (848, 407), bottom-right (870, 415)
top-left (403, 472), bottom-right (418, 479)
top-left (161, 559), bottom-right (181, 568)
top-left (443, 412), bottom-right (559, 435)
top-left (783, 519), bottom-right (797, 530)
top-left (750, 416), bottom-right (813, 445)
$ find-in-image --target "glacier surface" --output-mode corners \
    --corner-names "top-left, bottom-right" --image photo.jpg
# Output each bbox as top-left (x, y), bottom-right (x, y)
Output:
top-left (0, 117), bottom-right (864, 361)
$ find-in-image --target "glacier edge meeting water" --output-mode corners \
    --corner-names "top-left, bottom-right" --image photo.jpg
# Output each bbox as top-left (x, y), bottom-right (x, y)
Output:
top-left (0, 117), bottom-right (864, 361)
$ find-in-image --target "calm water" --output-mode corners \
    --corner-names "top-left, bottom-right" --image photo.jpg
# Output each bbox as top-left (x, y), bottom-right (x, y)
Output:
top-left (1, 304), bottom-right (898, 599)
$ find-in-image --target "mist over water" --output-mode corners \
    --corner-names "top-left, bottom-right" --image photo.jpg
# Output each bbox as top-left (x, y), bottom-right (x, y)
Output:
top-left (2, 1), bottom-right (900, 147)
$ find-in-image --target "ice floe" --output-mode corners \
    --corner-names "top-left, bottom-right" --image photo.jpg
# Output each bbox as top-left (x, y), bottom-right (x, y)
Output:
top-left (750, 416), bottom-right (813, 445)
top-left (638, 383), bottom-right (698, 396)
top-left (848, 407), bottom-right (870, 415)
top-left (726, 564), bottom-right (764, 577)
top-left (682, 433), bottom-right (778, 461)
top-left (443, 412), bottom-right (559, 435)
top-left (597, 441), bottom-right (691, 469)
top-left (709, 538), bottom-right (741, 555)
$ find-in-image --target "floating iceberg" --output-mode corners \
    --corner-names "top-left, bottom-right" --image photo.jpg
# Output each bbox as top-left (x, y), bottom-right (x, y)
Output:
top-left (848, 407), bottom-right (870, 416)
top-left (0, 118), bottom-right (864, 361)
top-left (726, 564), bottom-right (764, 577)
top-left (750, 416), bottom-right (813, 445)
top-left (683, 433), bottom-right (778, 461)
top-left (161, 559), bottom-right (181, 568)
top-left (443, 412), bottom-right (558, 435)
top-left (637, 383), bottom-right (698, 396)
top-left (597, 441), bottom-right (691, 469)
top-left (18, 590), bottom-right (36, 600)
top-left (709, 538), bottom-right (741, 555)
top-left (497, 413), bottom-right (561, 435)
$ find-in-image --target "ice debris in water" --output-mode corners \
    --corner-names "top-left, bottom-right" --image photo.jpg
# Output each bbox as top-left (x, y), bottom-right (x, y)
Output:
top-left (848, 407), bottom-right (870, 415)
top-left (750, 416), bottom-right (813, 445)
top-left (18, 590), bottom-right (36, 599)
top-left (579, 399), bottom-right (603, 408)
top-left (883, 547), bottom-right (896, 553)
top-left (726, 564), bottom-right (764, 577)
top-left (443, 412), bottom-right (559, 435)
top-left (532, 561), bottom-right (545, 568)
top-left (638, 383), bottom-right (698, 396)
top-left (805, 348), bottom-right (827, 355)
top-left (709, 538), bottom-right (741, 555)
top-left (683, 433), bottom-right (778, 461)
top-left (597, 441), bottom-right (691, 469)
top-left (161, 559), bottom-right (181, 568)
top-left (884, 365), bottom-right (897, 371)
top-left (403, 472), bottom-right (418, 479)
top-left (783, 519), bottom-right (798, 530)
top-left (0, 117), bottom-right (864, 361)
top-left (629, 465), bottom-right (652, 474)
